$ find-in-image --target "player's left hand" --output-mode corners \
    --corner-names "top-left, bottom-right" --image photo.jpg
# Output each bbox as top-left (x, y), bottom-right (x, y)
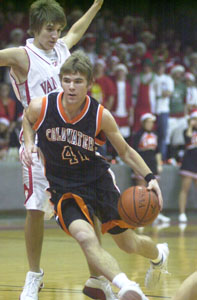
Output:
top-left (94, 0), bottom-right (104, 9)
top-left (22, 144), bottom-right (39, 168)
top-left (147, 179), bottom-right (163, 211)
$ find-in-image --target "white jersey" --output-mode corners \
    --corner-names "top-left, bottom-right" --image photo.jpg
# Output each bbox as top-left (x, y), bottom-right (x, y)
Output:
top-left (10, 38), bottom-right (70, 108)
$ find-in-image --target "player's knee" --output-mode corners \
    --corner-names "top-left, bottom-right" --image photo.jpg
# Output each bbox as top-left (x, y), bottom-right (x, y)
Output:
top-left (74, 229), bottom-right (96, 248)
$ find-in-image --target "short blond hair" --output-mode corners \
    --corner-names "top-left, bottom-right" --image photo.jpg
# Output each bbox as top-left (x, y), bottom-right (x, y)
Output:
top-left (60, 50), bottom-right (93, 84)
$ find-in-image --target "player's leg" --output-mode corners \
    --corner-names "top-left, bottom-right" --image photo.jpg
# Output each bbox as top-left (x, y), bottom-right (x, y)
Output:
top-left (111, 229), bottom-right (159, 259)
top-left (56, 197), bottom-right (148, 300)
top-left (20, 151), bottom-right (52, 300)
top-left (178, 175), bottom-right (193, 222)
top-left (69, 220), bottom-right (148, 300)
top-left (25, 209), bottom-right (44, 272)
top-left (172, 272), bottom-right (197, 300)
top-left (111, 227), bottom-right (169, 290)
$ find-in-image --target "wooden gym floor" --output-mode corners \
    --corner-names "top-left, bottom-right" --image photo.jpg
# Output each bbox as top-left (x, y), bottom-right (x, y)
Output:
top-left (0, 214), bottom-right (197, 300)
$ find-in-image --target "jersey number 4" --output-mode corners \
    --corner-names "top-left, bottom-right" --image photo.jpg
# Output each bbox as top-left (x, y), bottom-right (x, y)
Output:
top-left (62, 145), bottom-right (89, 165)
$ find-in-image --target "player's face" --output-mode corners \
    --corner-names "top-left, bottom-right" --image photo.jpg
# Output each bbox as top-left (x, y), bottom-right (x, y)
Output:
top-left (61, 72), bottom-right (91, 105)
top-left (34, 23), bottom-right (63, 50)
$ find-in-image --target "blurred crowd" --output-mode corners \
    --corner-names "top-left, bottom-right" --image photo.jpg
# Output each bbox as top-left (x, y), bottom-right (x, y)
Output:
top-left (0, 5), bottom-right (197, 165)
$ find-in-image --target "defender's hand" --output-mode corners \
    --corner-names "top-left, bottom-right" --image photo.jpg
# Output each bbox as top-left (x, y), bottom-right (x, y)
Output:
top-left (22, 144), bottom-right (38, 168)
top-left (94, 0), bottom-right (104, 9)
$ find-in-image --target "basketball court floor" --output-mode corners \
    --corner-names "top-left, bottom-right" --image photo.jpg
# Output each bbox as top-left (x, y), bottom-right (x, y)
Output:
top-left (0, 214), bottom-right (197, 300)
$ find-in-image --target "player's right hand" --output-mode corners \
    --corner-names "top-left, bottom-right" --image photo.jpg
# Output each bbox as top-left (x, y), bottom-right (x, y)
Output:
top-left (147, 179), bottom-right (163, 211)
top-left (22, 144), bottom-right (38, 167)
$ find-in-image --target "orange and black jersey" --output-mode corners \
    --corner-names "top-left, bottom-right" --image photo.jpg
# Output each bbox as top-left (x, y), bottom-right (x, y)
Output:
top-left (133, 129), bottom-right (159, 175)
top-left (184, 129), bottom-right (197, 150)
top-left (181, 129), bottom-right (197, 174)
top-left (34, 92), bottom-right (109, 190)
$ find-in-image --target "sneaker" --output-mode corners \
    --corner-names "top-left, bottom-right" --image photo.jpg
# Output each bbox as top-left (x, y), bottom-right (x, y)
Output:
top-left (156, 213), bottom-right (170, 223)
top-left (83, 276), bottom-right (118, 300)
top-left (118, 281), bottom-right (149, 300)
top-left (178, 223), bottom-right (187, 232)
top-left (179, 213), bottom-right (187, 223)
top-left (20, 270), bottom-right (44, 300)
top-left (145, 243), bottom-right (169, 289)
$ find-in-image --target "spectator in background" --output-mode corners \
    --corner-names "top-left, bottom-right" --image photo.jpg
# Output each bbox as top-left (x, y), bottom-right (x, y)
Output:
top-left (132, 58), bottom-right (156, 133)
top-left (132, 113), bottom-right (170, 223)
top-left (110, 63), bottom-right (133, 158)
top-left (89, 58), bottom-right (115, 110)
top-left (115, 43), bottom-right (129, 65)
top-left (0, 11), bottom-right (28, 47)
top-left (0, 82), bottom-right (16, 123)
top-left (178, 110), bottom-right (197, 223)
top-left (97, 39), bottom-right (111, 62)
top-left (185, 72), bottom-right (197, 114)
top-left (119, 15), bottom-right (136, 44)
top-left (80, 33), bottom-right (97, 65)
top-left (0, 82), bottom-right (20, 156)
top-left (140, 31), bottom-right (155, 60)
top-left (4, 28), bottom-right (25, 84)
top-left (166, 65), bottom-right (187, 163)
top-left (154, 59), bottom-right (174, 161)
top-left (169, 39), bottom-right (182, 66)
top-left (0, 117), bottom-right (10, 159)
top-left (106, 55), bottom-right (120, 77)
top-left (182, 45), bottom-right (194, 69)
top-left (130, 42), bottom-right (147, 77)
top-left (154, 41), bottom-right (169, 63)
top-left (188, 52), bottom-right (197, 78)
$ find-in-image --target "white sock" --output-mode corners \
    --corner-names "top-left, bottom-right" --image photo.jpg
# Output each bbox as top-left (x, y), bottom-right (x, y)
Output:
top-left (112, 273), bottom-right (132, 289)
top-left (151, 245), bottom-right (163, 264)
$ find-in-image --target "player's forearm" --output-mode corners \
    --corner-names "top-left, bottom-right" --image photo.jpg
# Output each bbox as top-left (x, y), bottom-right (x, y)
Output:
top-left (23, 113), bottom-right (36, 147)
top-left (120, 146), bottom-right (152, 177)
top-left (64, 1), bottom-right (103, 48)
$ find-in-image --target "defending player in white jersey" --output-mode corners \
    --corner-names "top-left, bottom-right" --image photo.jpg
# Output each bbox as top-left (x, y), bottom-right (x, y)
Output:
top-left (0, 1), bottom-right (106, 299)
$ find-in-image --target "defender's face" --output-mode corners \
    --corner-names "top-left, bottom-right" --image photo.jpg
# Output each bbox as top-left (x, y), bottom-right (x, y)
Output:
top-left (61, 72), bottom-right (91, 105)
top-left (34, 23), bottom-right (63, 50)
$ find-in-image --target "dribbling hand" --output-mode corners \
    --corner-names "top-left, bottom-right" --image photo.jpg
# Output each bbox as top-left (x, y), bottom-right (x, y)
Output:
top-left (147, 179), bottom-right (163, 210)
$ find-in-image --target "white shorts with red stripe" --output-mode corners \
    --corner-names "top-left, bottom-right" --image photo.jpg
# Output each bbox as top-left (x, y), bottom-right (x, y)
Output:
top-left (19, 146), bottom-right (54, 220)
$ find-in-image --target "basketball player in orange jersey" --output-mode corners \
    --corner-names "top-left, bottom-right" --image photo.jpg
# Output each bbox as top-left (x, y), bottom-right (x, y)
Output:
top-left (23, 50), bottom-right (170, 300)
top-left (0, 1), bottom-right (107, 299)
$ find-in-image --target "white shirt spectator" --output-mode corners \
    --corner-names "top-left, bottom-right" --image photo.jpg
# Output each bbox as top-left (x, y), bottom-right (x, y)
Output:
top-left (186, 86), bottom-right (197, 107)
top-left (154, 74), bottom-right (174, 114)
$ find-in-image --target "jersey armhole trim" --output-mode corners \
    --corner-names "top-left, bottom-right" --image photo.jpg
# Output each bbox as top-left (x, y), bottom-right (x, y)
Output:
top-left (95, 104), bottom-right (104, 137)
top-left (33, 96), bottom-right (48, 131)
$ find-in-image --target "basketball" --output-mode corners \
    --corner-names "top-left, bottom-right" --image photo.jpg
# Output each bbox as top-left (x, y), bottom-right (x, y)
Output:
top-left (118, 186), bottom-right (160, 227)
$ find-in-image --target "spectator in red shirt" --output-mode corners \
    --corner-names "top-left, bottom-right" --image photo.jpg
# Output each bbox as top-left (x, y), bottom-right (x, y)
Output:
top-left (0, 82), bottom-right (16, 122)
top-left (89, 58), bottom-right (116, 110)
top-left (0, 82), bottom-right (20, 151)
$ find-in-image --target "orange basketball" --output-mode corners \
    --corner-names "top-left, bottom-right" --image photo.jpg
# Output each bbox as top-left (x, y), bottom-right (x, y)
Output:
top-left (118, 186), bottom-right (160, 227)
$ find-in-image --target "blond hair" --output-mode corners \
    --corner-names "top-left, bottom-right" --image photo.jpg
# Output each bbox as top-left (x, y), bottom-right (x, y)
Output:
top-left (60, 50), bottom-right (93, 84)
